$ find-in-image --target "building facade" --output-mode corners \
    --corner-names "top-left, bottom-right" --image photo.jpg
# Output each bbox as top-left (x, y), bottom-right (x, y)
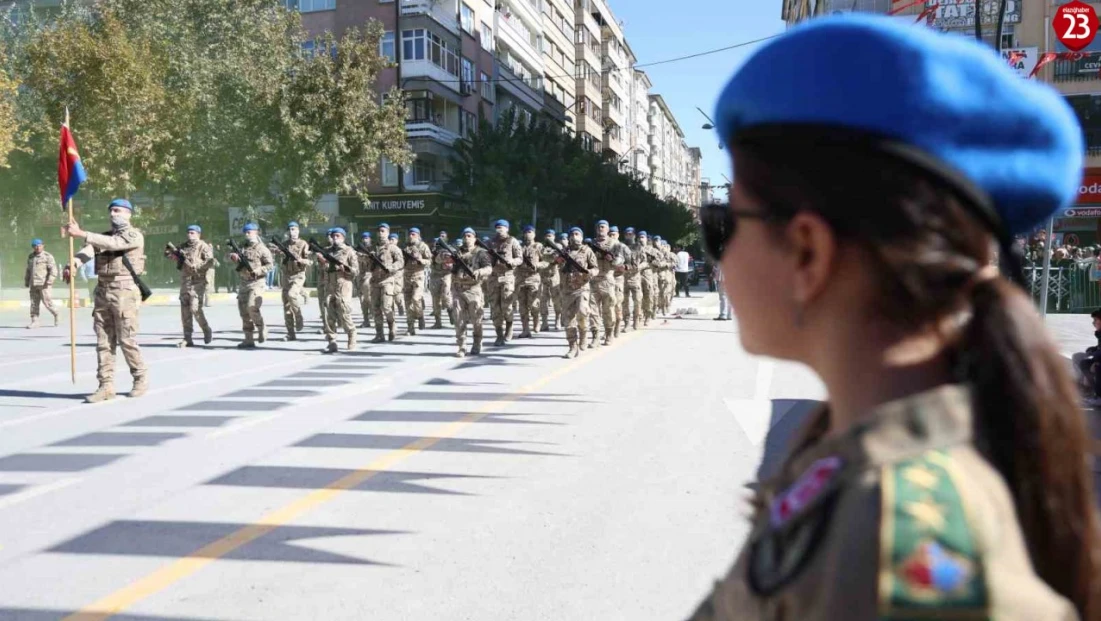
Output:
top-left (626, 69), bottom-right (653, 183)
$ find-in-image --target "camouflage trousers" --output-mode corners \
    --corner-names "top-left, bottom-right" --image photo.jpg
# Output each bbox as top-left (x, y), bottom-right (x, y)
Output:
top-left (403, 270), bottom-right (426, 323)
top-left (641, 272), bottom-right (657, 320)
top-left (561, 280), bottom-right (591, 345)
top-left (371, 280), bottom-right (399, 327)
top-left (487, 272), bottom-right (516, 330)
top-left (614, 275), bottom-right (625, 330)
top-left (29, 285), bottom-right (58, 319)
top-left (394, 273), bottom-right (405, 314)
top-left (623, 277), bottom-right (643, 326)
top-left (656, 273), bottom-right (671, 314)
top-left (316, 280), bottom-right (328, 327)
top-left (516, 276), bottom-right (541, 333)
top-left (454, 284), bottom-right (485, 350)
top-left (358, 274), bottom-right (372, 327)
top-left (540, 277), bottom-right (560, 328)
top-left (93, 286), bottom-right (146, 385)
top-left (237, 279), bottom-right (266, 339)
top-left (430, 272), bottom-right (452, 322)
top-left (587, 281), bottom-right (602, 335)
top-left (180, 281), bottom-right (210, 339)
top-left (282, 272), bottom-right (306, 333)
top-left (323, 279), bottom-right (356, 342)
top-left (592, 276), bottom-right (617, 339)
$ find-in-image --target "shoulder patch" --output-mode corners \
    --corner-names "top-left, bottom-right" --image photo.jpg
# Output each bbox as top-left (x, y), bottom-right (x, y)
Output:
top-left (878, 450), bottom-right (988, 618)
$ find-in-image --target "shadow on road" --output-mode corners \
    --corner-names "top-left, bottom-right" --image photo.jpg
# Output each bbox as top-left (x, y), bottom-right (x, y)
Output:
top-left (0, 389), bottom-right (86, 400)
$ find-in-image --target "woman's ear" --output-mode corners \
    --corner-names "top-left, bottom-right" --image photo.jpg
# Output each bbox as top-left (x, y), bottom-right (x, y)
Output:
top-left (785, 211), bottom-right (837, 306)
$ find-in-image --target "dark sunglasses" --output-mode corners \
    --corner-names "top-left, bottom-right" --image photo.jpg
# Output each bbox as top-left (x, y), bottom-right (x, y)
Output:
top-left (699, 203), bottom-right (774, 261)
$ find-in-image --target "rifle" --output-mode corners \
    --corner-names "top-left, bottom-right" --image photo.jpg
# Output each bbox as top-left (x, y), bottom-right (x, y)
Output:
top-left (357, 241), bottom-right (384, 271)
top-left (165, 242), bottom-right (185, 271)
top-left (225, 239), bottom-right (252, 273)
top-left (307, 238), bottom-right (351, 273)
top-left (435, 239), bottom-right (476, 279)
top-left (475, 238), bottom-right (510, 266)
top-left (269, 236), bottom-right (294, 265)
top-left (585, 239), bottom-right (615, 261)
top-left (551, 243), bottom-right (589, 275)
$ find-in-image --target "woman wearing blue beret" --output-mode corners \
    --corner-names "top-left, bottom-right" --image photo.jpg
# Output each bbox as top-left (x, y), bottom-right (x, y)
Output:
top-left (693, 14), bottom-right (1099, 621)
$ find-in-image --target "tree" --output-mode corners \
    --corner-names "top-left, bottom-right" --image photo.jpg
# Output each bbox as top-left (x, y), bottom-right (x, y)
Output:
top-left (0, 49), bottom-right (17, 168)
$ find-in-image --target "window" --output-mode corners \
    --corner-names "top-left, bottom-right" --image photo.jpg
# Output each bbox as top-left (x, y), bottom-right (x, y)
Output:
top-left (402, 29), bottom-right (426, 61)
top-left (480, 71), bottom-right (494, 101)
top-left (288, 0), bottom-right (335, 12)
top-left (462, 110), bottom-right (478, 137)
top-left (461, 58), bottom-right (475, 94)
top-left (380, 31), bottom-right (395, 62)
top-left (460, 3), bottom-right (475, 35)
top-left (403, 29), bottom-right (459, 76)
top-left (406, 98), bottom-right (431, 123)
top-left (301, 40), bottom-right (315, 58)
top-left (381, 157), bottom-right (399, 187)
top-left (413, 160), bottom-right (435, 185)
top-left (1066, 95), bottom-right (1101, 154)
top-left (480, 22), bottom-right (493, 50)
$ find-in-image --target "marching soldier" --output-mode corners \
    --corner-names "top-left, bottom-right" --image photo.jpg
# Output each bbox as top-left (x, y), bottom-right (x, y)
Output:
top-left (481, 236), bottom-right (492, 308)
top-left (539, 229), bottom-right (562, 332)
top-left (272, 221), bottom-right (311, 341)
top-left (451, 227), bottom-right (493, 357)
top-left (485, 220), bottom-right (523, 346)
top-left (167, 224), bottom-right (213, 347)
top-left (429, 230), bottom-right (455, 329)
top-left (651, 235), bottom-right (670, 317)
top-left (584, 237), bottom-right (602, 348)
top-left (608, 226), bottom-right (627, 337)
top-left (589, 221), bottom-right (624, 346)
top-left (229, 222), bottom-right (273, 349)
top-left (370, 223), bottom-right (404, 342)
top-left (638, 232), bottom-right (659, 325)
top-left (402, 227), bottom-right (432, 335)
top-left (64, 198), bottom-right (148, 403)
top-left (24, 238), bottom-right (59, 329)
top-left (515, 225), bottom-right (548, 339)
top-left (662, 240), bottom-right (677, 312)
top-left (390, 233), bottom-right (406, 318)
top-left (316, 227), bottom-right (358, 353)
top-left (555, 227), bottom-right (598, 359)
top-left (355, 231), bottom-right (374, 329)
top-left (622, 227), bottom-right (647, 331)
top-left (314, 229), bottom-right (332, 333)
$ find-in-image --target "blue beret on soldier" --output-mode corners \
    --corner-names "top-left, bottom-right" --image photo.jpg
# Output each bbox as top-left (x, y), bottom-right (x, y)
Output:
top-left (331, 227), bottom-right (347, 237)
top-left (569, 226), bottom-right (582, 235)
top-left (609, 225), bottom-right (619, 233)
top-left (638, 231), bottom-right (648, 238)
top-left (187, 225), bottom-right (201, 234)
top-left (108, 198), bottom-right (133, 212)
top-left (596, 219), bottom-right (609, 227)
top-left (462, 227), bottom-right (475, 235)
top-left (625, 227), bottom-right (635, 233)
top-left (545, 229), bottom-right (556, 236)
top-left (389, 233), bottom-right (399, 240)
top-left (242, 223), bottom-right (259, 233)
top-left (494, 219), bottom-right (509, 229)
top-left (409, 227), bottom-right (421, 235)
top-left (361, 231), bottom-right (371, 239)
top-left (378, 222), bottom-right (390, 230)
top-left (522, 224), bottom-right (535, 233)
top-left (715, 13), bottom-right (1083, 236)
top-left (287, 221), bottom-right (299, 229)
top-left (31, 238), bottom-right (42, 247)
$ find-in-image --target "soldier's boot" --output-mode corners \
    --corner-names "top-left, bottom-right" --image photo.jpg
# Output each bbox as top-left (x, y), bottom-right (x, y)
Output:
top-left (472, 327), bottom-right (483, 355)
top-left (589, 329), bottom-right (599, 349)
top-left (418, 315), bottom-right (425, 331)
top-left (387, 320), bottom-right (396, 342)
top-left (532, 314), bottom-right (541, 335)
top-left (432, 313), bottom-right (442, 330)
top-left (52, 312), bottom-right (60, 327)
top-left (130, 376), bottom-right (149, 399)
top-left (322, 340), bottom-right (338, 354)
top-left (397, 304), bottom-right (405, 317)
top-left (284, 330), bottom-right (297, 342)
top-left (295, 312), bottom-right (304, 332)
top-left (603, 332), bottom-right (614, 347)
top-left (505, 319), bottom-right (514, 342)
top-left (578, 329), bottom-right (588, 353)
top-left (237, 332), bottom-right (257, 350)
top-left (407, 316), bottom-right (416, 337)
top-left (371, 326), bottom-right (386, 344)
top-left (26, 317), bottom-right (39, 330)
top-left (86, 384), bottom-right (116, 403)
top-left (203, 326), bottom-right (213, 344)
top-left (347, 332), bottom-right (357, 352)
top-left (565, 342), bottom-right (579, 359)
top-left (456, 347), bottom-right (467, 358)
top-left (493, 326), bottom-right (505, 347)
top-left (258, 324), bottom-right (268, 343)
top-left (447, 308), bottom-right (456, 326)
top-left (540, 317), bottom-right (550, 332)
top-left (177, 337), bottom-right (194, 348)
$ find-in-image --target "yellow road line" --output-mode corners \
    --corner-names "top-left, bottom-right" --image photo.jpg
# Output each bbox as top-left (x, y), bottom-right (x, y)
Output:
top-left (63, 331), bottom-right (639, 621)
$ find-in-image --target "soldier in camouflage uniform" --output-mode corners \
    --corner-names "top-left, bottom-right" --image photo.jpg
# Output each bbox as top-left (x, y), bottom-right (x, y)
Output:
top-left (555, 227), bottom-right (598, 359)
top-left (485, 220), bottom-right (523, 346)
top-left (401, 227), bottom-right (432, 335)
top-left (637, 232), bottom-right (659, 325)
top-left (663, 240), bottom-right (678, 313)
top-left (515, 225), bottom-right (548, 339)
top-left (651, 235), bottom-right (669, 317)
top-left (429, 230), bottom-right (455, 329)
top-left (608, 226), bottom-right (627, 336)
top-left (229, 223), bottom-right (273, 349)
top-left (64, 198), bottom-right (148, 403)
top-left (167, 224), bottom-right (213, 347)
top-left (271, 221), bottom-right (311, 341)
top-left (621, 227), bottom-right (647, 331)
top-left (370, 223), bottom-right (405, 343)
top-left (355, 231), bottom-right (374, 329)
top-left (391, 233), bottom-right (406, 318)
top-left (584, 238), bottom-right (602, 348)
top-left (588, 221), bottom-right (624, 346)
top-left (316, 227), bottom-right (358, 353)
top-left (538, 229), bottom-right (562, 331)
top-left (24, 238), bottom-right (59, 329)
top-left (450, 227), bottom-right (493, 357)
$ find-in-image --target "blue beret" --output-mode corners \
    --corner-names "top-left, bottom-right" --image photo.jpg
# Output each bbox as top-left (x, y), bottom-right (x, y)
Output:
top-left (715, 14), bottom-right (1083, 237)
top-left (494, 219), bottom-right (509, 228)
top-left (559, 232), bottom-right (568, 238)
top-left (653, 235), bottom-right (662, 241)
top-left (287, 221), bottom-right (299, 229)
top-left (377, 222), bottom-right (390, 230)
top-left (625, 227), bottom-right (635, 233)
top-left (361, 231), bottom-right (371, 238)
top-left (389, 233), bottom-right (399, 240)
top-left (522, 224), bottom-right (535, 233)
top-left (242, 223), bottom-right (259, 233)
top-left (596, 220), bottom-right (609, 227)
top-left (331, 227), bottom-right (347, 237)
top-left (409, 227), bottom-right (421, 235)
top-left (569, 227), bottom-right (582, 235)
top-left (481, 236), bottom-right (489, 241)
top-left (545, 229), bottom-right (556, 235)
top-left (187, 225), bottom-right (201, 233)
top-left (31, 238), bottom-right (42, 247)
top-left (326, 228), bottom-right (336, 235)
top-left (462, 227), bottom-right (475, 235)
top-left (108, 198), bottom-right (133, 211)
top-left (584, 237), bottom-right (592, 243)
top-left (638, 231), bottom-right (648, 237)
top-left (609, 226), bottom-right (619, 233)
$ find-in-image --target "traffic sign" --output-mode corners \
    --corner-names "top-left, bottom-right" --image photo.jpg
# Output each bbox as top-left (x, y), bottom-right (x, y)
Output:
top-left (1055, 1), bottom-right (1099, 52)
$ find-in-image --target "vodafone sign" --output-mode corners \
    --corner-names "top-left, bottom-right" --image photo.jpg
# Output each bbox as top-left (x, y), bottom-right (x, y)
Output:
top-left (1075, 175), bottom-right (1101, 207)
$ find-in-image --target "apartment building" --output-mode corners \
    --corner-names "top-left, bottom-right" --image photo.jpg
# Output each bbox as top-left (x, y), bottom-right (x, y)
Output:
top-left (782, 0), bottom-right (1101, 244)
top-left (493, 0), bottom-right (545, 126)
top-left (595, 1), bottom-right (628, 158)
top-left (648, 94), bottom-right (685, 202)
top-left (541, 0), bottom-right (577, 129)
top-left (686, 147), bottom-right (702, 212)
top-left (626, 69), bottom-right (653, 183)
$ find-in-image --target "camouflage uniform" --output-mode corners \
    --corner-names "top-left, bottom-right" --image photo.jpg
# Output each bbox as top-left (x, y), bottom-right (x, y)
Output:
top-left (355, 241), bottom-right (374, 329)
top-left (450, 243), bottom-right (493, 357)
top-left (429, 244), bottom-right (454, 328)
top-left (662, 245), bottom-right (678, 312)
top-left (233, 240), bottom-right (273, 347)
top-left (275, 238), bottom-right (311, 340)
top-left (515, 239), bottom-right (548, 338)
top-left (74, 225), bottom-right (148, 398)
top-left (539, 241), bottom-right (562, 331)
top-left (589, 236), bottom-right (624, 345)
top-left (640, 240), bottom-right (662, 323)
top-left (315, 259), bottom-right (328, 332)
top-left (370, 241), bottom-right (405, 342)
top-left (25, 250), bottom-right (59, 327)
top-left (687, 384), bottom-right (1078, 621)
top-left (402, 239), bottom-right (432, 334)
top-left (485, 235), bottom-right (523, 345)
top-left (176, 240), bottom-right (214, 345)
top-left (613, 245), bottom-right (626, 335)
top-left (558, 242), bottom-right (599, 358)
top-left (623, 241), bottom-right (647, 331)
top-left (320, 243), bottom-right (358, 352)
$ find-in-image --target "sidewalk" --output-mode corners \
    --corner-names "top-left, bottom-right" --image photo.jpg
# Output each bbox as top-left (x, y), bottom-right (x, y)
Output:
top-left (0, 287), bottom-right (318, 310)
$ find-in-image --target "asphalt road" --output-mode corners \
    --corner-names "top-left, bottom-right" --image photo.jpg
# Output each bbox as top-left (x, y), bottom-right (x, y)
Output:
top-left (0, 291), bottom-right (825, 621)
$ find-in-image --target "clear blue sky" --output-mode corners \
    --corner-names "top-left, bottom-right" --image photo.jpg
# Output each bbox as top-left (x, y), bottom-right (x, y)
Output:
top-left (611, 0), bottom-right (786, 203)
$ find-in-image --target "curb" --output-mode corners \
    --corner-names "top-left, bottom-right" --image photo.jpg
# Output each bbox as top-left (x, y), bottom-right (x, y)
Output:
top-left (1, 290), bottom-right (297, 310)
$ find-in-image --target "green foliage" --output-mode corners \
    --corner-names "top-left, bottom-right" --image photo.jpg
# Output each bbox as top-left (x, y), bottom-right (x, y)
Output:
top-left (449, 107), bottom-right (696, 244)
top-left (0, 49), bottom-right (18, 168)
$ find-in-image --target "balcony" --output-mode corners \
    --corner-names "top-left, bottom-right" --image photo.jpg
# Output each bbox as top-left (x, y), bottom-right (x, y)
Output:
top-left (500, 0), bottom-right (541, 34)
top-left (1053, 56), bottom-right (1101, 83)
top-left (496, 61), bottom-right (544, 111)
top-left (401, 0), bottom-right (459, 35)
top-left (406, 121), bottom-right (461, 146)
top-left (496, 9), bottom-right (543, 74)
top-left (402, 60), bottom-right (461, 94)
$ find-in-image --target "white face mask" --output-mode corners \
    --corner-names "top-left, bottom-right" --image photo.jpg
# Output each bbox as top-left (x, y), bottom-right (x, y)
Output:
top-left (246, 233), bottom-right (258, 244)
top-left (110, 214), bottom-right (129, 230)
top-left (289, 229), bottom-right (299, 240)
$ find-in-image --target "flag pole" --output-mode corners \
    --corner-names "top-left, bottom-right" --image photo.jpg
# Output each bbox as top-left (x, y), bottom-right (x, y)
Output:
top-left (65, 107), bottom-right (76, 384)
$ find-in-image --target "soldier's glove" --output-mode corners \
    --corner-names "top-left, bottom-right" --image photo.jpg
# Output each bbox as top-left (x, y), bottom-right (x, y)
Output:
top-left (62, 266), bottom-right (72, 284)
